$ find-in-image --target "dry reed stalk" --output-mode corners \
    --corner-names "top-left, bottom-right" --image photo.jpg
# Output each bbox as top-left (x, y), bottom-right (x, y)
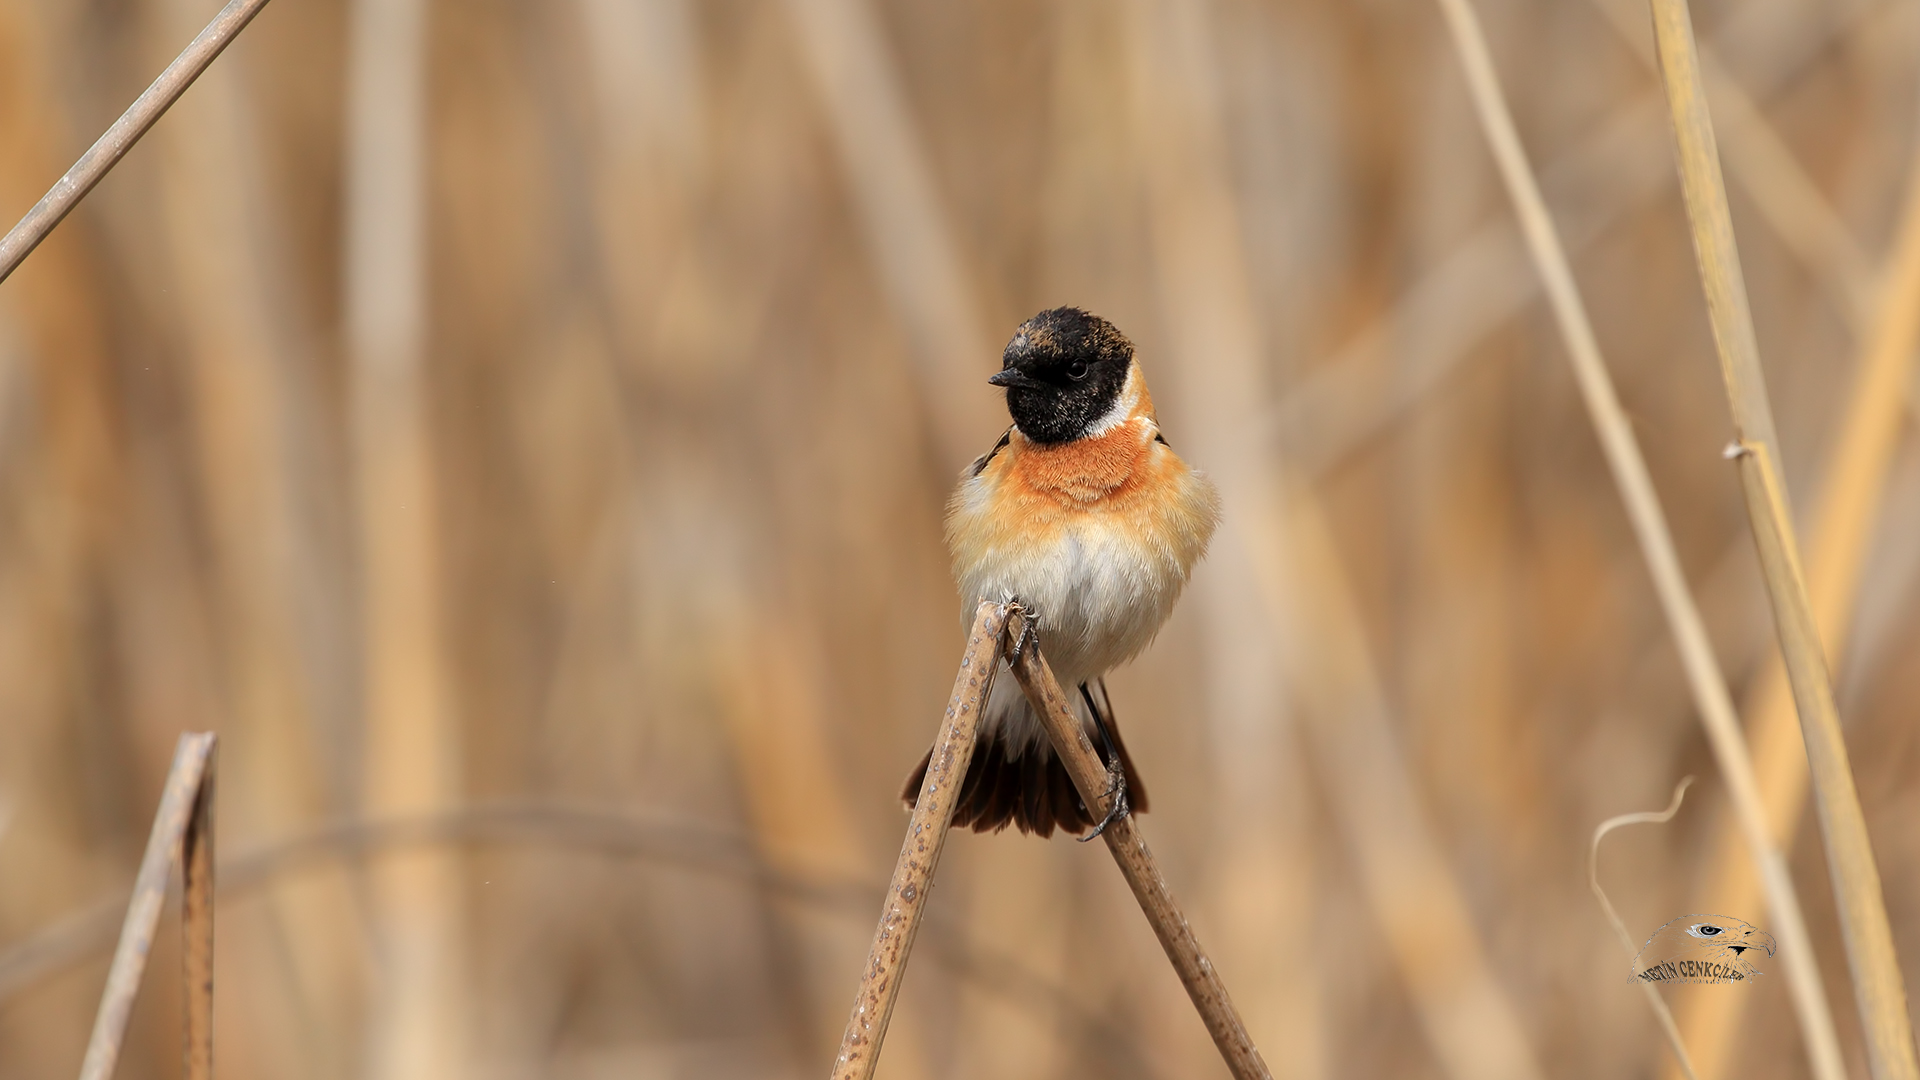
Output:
top-left (1124, 2), bottom-right (1539, 1075)
top-left (769, 5), bottom-right (1003, 1065)
top-left (565, 5), bottom-right (871, 1054)
top-left (77, 732), bottom-right (216, 1080)
top-left (1, 798), bottom-right (1157, 1074)
top-left (1251, 476), bottom-right (1548, 1080)
top-left (1116, 0), bottom-right (1316, 1071)
top-left (0, 0), bottom-right (274, 283)
top-left (830, 601), bottom-right (1009, 1080)
top-left (718, 614), bottom-right (941, 1069)
top-left (1434, 2), bottom-right (1846, 1076)
top-left (780, 0), bottom-right (999, 471)
top-left (1674, 114), bottom-right (1920, 1080)
top-left (148, 7), bottom-right (363, 1065)
top-left (1273, 0), bottom-right (1874, 480)
top-left (0, 0), bottom-right (141, 772)
top-left (181, 746), bottom-right (215, 1080)
top-left (1000, 606), bottom-right (1272, 1080)
top-left (1646, 1), bottom-right (1920, 1076)
top-left (345, 0), bottom-right (467, 1072)
top-left (779, 3), bottom-right (1044, 1066)
top-left (1583, 0), bottom-right (1874, 330)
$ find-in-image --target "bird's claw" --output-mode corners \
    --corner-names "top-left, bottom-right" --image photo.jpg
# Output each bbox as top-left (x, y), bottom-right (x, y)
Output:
top-left (1006, 600), bottom-right (1040, 665)
top-left (1078, 766), bottom-right (1130, 842)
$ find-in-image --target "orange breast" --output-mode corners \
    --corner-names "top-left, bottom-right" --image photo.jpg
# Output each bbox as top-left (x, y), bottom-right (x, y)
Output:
top-left (945, 367), bottom-right (1221, 670)
top-left (959, 416), bottom-right (1213, 566)
top-left (944, 411), bottom-right (1221, 679)
top-left (1003, 423), bottom-right (1154, 505)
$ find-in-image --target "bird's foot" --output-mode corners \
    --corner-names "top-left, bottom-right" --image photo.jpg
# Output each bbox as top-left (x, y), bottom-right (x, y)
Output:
top-left (1005, 598), bottom-right (1040, 665)
top-left (1078, 766), bottom-right (1130, 842)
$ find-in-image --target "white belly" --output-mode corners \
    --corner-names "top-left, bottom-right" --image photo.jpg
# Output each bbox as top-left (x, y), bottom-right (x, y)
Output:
top-left (957, 521), bottom-right (1186, 688)
top-left (944, 411), bottom-right (1220, 743)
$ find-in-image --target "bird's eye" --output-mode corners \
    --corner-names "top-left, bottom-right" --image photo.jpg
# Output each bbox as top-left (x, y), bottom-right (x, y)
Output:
top-left (1067, 360), bottom-right (1089, 380)
top-left (1695, 925), bottom-right (1724, 936)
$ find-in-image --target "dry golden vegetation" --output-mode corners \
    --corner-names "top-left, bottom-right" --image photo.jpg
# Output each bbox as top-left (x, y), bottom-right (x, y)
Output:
top-left (2, 0), bottom-right (1919, 1076)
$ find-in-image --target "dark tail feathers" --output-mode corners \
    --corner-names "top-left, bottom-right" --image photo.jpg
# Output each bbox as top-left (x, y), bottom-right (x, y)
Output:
top-left (899, 686), bottom-right (1148, 838)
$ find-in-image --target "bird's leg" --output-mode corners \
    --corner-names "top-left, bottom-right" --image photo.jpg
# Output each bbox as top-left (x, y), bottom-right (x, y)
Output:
top-left (1006, 598), bottom-right (1041, 665)
top-left (1076, 681), bottom-right (1130, 842)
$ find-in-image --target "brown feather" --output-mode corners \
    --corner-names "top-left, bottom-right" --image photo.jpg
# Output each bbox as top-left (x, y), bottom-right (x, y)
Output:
top-left (1020, 744), bottom-right (1053, 837)
top-left (900, 682), bottom-right (1149, 836)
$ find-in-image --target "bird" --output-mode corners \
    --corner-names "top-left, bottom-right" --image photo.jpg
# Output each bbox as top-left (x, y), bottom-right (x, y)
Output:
top-left (901, 307), bottom-right (1221, 838)
top-left (1632, 915), bottom-right (1776, 984)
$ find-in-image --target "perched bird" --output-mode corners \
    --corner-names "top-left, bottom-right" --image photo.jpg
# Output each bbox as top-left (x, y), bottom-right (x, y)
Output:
top-left (1632, 915), bottom-right (1776, 984)
top-left (902, 307), bottom-right (1220, 838)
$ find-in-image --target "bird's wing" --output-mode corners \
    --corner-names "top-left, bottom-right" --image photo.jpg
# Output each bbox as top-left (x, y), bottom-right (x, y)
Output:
top-left (968, 426), bottom-right (1014, 478)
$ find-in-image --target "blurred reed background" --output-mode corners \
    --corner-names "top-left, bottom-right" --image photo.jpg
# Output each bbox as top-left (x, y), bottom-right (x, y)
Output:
top-left (2, 0), bottom-right (1920, 1076)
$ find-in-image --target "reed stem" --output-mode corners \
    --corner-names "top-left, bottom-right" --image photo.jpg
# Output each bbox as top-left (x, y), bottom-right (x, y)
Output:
top-left (1677, 134), bottom-right (1920, 1080)
top-left (830, 601), bottom-right (1009, 1080)
top-left (1434, 1), bottom-right (1845, 1075)
top-left (1646, 0), bottom-right (1920, 1075)
top-left (182, 748), bottom-right (216, 1080)
top-left (0, 0), bottom-right (275, 284)
top-left (77, 733), bottom-right (218, 1080)
top-left (1002, 606), bottom-right (1273, 1080)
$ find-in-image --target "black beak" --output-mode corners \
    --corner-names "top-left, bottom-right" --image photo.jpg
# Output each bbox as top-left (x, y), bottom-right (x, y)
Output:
top-left (988, 368), bottom-right (1042, 390)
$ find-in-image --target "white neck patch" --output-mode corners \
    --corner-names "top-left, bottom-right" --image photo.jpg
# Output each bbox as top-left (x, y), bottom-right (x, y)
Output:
top-left (1082, 364), bottom-right (1141, 438)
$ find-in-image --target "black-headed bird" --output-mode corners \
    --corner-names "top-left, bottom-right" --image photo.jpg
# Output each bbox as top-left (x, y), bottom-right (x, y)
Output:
top-left (903, 307), bottom-right (1220, 838)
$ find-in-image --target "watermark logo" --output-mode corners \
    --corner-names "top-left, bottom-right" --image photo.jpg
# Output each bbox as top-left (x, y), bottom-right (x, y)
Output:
top-left (1633, 915), bottom-right (1776, 984)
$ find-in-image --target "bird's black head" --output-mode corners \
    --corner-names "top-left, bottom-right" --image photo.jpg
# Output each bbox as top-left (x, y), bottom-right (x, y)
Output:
top-left (988, 308), bottom-right (1134, 444)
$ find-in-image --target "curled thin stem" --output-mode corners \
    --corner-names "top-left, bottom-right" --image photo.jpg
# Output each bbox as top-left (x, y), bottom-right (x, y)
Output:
top-left (1589, 777), bottom-right (1700, 1080)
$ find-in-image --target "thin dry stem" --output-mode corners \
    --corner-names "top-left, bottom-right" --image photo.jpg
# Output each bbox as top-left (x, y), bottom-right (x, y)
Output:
top-left (1268, 0), bottom-right (1870, 481)
top-left (830, 601), bottom-right (1009, 1080)
top-left (1645, 0), bottom-right (1781, 456)
top-left (0, 0), bottom-right (275, 283)
top-left (1676, 110), bottom-right (1920, 1080)
top-left (1252, 475), bottom-right (1550, 1080)
top-left (1647, 1), bottom-right (1920, 1075)
top-left (346, 0), bottom-right (469, 1070)
top-left (1584, 0), bottom-right (1875, 330)
top-left (181, 748), bottom-right (215, 1080)
top-left (780, 0), bottom-right (998, 471)
top-left (1126, 3), bottom-right (1540, 1073)
top-left (1118, 1), bottom-right (1317, 1070)
top-left (1589, 776), bottom-right (1712, 1076)
top-left (1, 801), bottom-right (1160, 1077)
top-left (1435, 2), bottom-right (1844, 1075)
top-left (1001, 607), bottom-right (1273, 1080)
top-left (78, 733), bottom-right (217, 1080)
top-left (1589, 777), bottom-right (1700, 1080)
